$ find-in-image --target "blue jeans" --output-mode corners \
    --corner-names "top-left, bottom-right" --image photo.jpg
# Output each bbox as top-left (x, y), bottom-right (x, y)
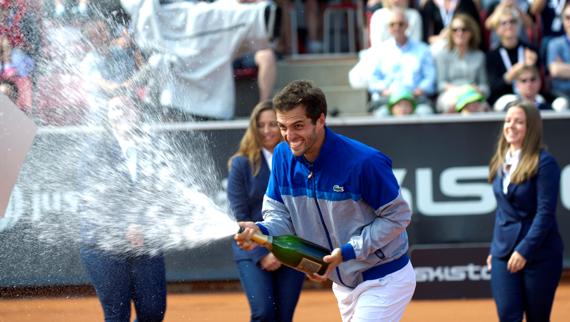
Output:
top-left (491, 254), bottom-right (562, 322)
top-left (80, 247), bottom-right (167, 322)
top-left (236, 259), bottom-right (305, 322)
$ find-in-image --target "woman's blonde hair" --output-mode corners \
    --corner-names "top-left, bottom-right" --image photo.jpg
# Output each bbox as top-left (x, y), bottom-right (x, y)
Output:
top-left (488, 100), bottom-right (544, 184)
top-left (382, 0), bottom-right (409, 9)
top-left (447, 13), bottom-right (481, 50)
top-left (228, 100), bottom-right (279, 176)
top-left (493, 7), bottom-right (520, 31)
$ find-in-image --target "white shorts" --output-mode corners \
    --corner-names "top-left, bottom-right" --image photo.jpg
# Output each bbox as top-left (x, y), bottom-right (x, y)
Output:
top-left (332, 261), bottom-right (416, 322)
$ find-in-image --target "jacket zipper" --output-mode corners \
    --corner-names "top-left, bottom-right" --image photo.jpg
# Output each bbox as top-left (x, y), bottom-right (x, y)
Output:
top-left (308, 163), bottom-right (347, 287)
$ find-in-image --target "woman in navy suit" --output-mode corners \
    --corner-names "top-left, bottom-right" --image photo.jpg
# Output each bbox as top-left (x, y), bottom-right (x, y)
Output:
top-left (78, 95), bottom-right (166, 322)
top-left (227, 100), bottom-right (305, 322)
top-left (486, 100), bottom-right (564, 322)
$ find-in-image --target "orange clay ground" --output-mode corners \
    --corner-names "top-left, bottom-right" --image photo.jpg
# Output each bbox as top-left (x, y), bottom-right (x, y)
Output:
top-left (1, 279), bottom-right (569, 321)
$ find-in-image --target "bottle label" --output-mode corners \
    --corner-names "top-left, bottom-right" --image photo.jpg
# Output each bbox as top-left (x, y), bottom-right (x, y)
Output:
top-left (296, 258), bottom-right (322, 274)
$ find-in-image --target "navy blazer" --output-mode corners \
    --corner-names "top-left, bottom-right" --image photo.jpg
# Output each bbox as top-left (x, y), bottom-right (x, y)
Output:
top-left (490, 150), bottom-right (564, 262)
top-left (227, 153), bottom-right (271, 262)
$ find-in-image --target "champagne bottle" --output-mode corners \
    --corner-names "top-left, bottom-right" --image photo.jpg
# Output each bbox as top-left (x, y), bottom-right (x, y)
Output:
top-left (238, 227), bottom-right (330, 275)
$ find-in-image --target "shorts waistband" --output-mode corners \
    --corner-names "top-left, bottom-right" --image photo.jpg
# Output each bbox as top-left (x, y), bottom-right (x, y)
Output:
top-left (362, 254), bottom-right (410, 281)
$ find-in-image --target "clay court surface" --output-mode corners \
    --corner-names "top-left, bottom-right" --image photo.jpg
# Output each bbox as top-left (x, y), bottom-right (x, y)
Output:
top-left (1, 279), bottom-right (569, 322)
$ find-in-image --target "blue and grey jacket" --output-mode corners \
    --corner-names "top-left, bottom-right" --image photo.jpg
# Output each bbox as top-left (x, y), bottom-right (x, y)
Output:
top-left (258, 127), bottom-right (412, 288)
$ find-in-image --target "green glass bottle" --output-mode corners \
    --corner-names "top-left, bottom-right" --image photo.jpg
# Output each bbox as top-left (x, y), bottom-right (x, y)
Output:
top-left (239, 227), bottom-right (330, 275)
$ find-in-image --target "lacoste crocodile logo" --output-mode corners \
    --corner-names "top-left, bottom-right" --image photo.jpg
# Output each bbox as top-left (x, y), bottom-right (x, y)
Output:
top-left (333, 185), bottom-right (344, 192)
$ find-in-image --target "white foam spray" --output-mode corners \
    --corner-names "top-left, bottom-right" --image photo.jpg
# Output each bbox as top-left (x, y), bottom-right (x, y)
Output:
top-left (3, 3), bottom-right (240, 256)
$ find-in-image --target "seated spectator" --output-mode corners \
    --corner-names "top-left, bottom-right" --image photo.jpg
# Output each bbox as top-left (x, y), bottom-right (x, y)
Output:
top-left (421, 0), bottom-right (483, 53)
top-left (455, 0), bottom-right (485, 49)
top-left (388, 88), bottom-right (416, 116)
top-left (486, 7), bottom-right (539, 106)
top-left (484, 0), bottom-right (534, 50)
top-left (373, 87), bottom-right (434, 116)
top-left (546, 2), bottom-right (570, 100)
top-left (531, 0), bottom-right (567, 63)
top-left (369, 0), bottom-right (422, 47)
top-left (0, 35), bottom-right (34, 79)
top-left (494, 65), bottom-right (568, 111)
top-left (454, 84), bottom-right (490, 114)
top-left (367, 8), bottom-right (436, 113)
top-left (435, 14), bottom-right (488, 113)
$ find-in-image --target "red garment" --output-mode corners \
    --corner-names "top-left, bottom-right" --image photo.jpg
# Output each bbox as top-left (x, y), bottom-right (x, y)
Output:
top-left (0, 0), bottom-right (27, 48)
top-left (13, 75), bottom-right (31, 108)
top-left (0, 65), bottom-right (17, 78)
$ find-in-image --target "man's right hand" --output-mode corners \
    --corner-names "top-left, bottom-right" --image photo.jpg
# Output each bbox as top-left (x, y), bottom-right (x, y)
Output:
top-left (308, 248), bottom-right (342, 283)
top-left (235, 221), bottom-right (260, 250)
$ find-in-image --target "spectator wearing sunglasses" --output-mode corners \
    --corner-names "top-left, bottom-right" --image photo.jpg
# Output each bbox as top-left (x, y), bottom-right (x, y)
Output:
top-left (420, 0), bottom-right (484, 54)
top-left (435, 13), bottom-right (488, 113)
top-left (486, 7), bottom-right (540, 106)
top-left (494, 65), bottom-right (568, 111)
top-left (484, 0), bottom-right (534, 50)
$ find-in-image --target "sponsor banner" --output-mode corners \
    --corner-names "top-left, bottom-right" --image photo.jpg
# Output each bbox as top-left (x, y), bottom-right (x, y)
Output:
top-left (0, 114), bottom-right (569, 288)
top-left (410, 244), bottom-right (491, 299)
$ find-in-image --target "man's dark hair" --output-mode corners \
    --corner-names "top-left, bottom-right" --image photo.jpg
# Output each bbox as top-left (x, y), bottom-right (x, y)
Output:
top-left (272, 80), bottom-right (327, 124)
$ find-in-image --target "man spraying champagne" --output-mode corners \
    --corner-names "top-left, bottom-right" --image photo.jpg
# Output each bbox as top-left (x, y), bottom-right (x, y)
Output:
top-left (236, 80), bottom-right (416, 322)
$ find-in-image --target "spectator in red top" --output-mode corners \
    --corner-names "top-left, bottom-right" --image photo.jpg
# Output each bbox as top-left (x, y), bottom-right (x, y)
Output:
top-left (0, 0), bottom-right (26, 49)
top-left (0, 0), bottom-right (41, 61)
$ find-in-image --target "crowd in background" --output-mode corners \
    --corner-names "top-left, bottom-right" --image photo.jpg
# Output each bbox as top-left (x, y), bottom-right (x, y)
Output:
top-left (352, 0), bottom-right (570, 116)
top-left (2, 0), bottom-right (570, 124)
top-left (0, 0), bottom-right (133, 125)
top-left (2, 0), bottom-right (283, 124)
